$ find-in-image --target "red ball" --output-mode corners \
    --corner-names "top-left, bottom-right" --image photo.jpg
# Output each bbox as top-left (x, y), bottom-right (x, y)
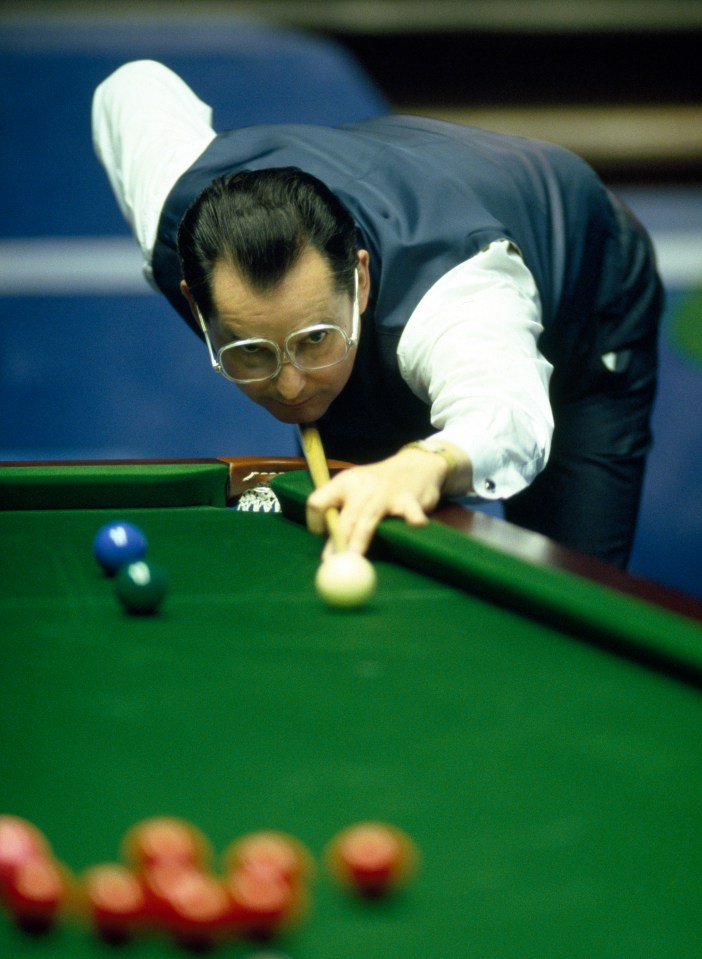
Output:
top-left (81, 863), bottom-right (147, 942)
top-left (222, 831), bottom-right (314, 888)
top-left (0, 816), bottom-right (52, 888)
top-left (223, 866), bottom-right (302, 939)
top-left (325, 821), bottom-right (418, 898)
top-left (2, 857), bottom-right (71, 931)
top-left (141, 861), bottom-right (230, 948)
top-left (121, 817), bottom-right (212, 871)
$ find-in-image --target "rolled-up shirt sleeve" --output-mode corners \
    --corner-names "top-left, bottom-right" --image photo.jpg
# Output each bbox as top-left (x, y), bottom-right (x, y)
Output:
top-left (92, 59), bottom-right (217, 284)
top-left (397, 240), bottom-right (554, 500)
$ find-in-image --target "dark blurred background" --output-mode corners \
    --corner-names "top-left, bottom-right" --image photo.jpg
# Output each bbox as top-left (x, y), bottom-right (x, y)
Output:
top-left (1, 1), bottom-right (701, 598)
top-left (278, 0), bottom-right (702, 181)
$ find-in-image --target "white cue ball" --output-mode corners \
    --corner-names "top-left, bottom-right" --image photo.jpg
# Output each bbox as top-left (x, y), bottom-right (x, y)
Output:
top-left (315, 552), bottom-right (377, 608)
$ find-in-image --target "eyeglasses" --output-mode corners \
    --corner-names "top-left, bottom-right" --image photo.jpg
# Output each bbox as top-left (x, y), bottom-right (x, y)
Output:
top-left (197, 270), bottom-right (359, 384)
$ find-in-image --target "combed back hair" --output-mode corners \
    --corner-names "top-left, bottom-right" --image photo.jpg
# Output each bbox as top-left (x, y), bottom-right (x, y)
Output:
top-left (177, 167), bottom-right (359, 317)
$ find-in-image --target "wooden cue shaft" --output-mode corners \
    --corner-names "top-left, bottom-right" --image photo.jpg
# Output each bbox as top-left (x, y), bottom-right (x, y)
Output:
top-left (299, 426), bottom-right (346, 553)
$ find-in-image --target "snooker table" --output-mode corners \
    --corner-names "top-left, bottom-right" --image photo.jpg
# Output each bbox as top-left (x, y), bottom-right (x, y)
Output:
top-left (1, 458), bottom-right (702, 959)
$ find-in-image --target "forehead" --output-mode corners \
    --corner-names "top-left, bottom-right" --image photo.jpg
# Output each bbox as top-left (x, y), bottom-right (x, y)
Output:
top-left (210, 248), bottom-right (340, 338)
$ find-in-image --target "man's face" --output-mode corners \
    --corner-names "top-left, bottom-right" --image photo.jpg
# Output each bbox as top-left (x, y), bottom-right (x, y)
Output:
top-left (206, 247), bottom-right (369, 425)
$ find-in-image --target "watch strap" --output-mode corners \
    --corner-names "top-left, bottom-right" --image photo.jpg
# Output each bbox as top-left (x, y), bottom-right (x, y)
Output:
top-left (400, 439), bottom-right (459, 492)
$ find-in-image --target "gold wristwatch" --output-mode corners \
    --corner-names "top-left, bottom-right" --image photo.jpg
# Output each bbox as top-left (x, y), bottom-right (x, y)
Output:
top-left (400, 439), bottom-right (459, 493)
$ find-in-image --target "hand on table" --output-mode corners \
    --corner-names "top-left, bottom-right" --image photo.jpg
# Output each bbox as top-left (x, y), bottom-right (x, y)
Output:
top-left (305, 443), bottom-right (471, 559)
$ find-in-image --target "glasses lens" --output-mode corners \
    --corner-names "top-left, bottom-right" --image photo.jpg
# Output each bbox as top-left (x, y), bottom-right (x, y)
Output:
top-left (287, 325), bottom-right (349, 371)
top-left (219, 340), bottom-right (279, 382)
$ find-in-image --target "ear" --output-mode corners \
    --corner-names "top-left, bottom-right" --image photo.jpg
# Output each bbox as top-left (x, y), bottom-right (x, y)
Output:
top-left (180, 280), bottom-right (200, 324)
top-left (356, 250), bottom-right (371, 314)
top-left (180, 280), bottom-right (211, 341)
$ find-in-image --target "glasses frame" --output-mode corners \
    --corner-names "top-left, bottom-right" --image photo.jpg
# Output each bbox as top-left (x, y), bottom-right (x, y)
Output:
top-left (196, 269), bottom-right (359, 385)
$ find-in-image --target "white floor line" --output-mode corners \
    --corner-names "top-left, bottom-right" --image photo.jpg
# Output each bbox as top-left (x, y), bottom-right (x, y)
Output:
top-left (0, 230), bottom-right (700, 296)
top-left (0, 237), bottom-right (151, 296)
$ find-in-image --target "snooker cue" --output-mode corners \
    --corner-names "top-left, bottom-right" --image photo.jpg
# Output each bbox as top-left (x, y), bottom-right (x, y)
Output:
top-left (299, 426), bottom-right (347, 554)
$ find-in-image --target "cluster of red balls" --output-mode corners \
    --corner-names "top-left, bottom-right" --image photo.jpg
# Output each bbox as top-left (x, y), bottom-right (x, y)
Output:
top-left (0, 814), bottom-right (418, 949)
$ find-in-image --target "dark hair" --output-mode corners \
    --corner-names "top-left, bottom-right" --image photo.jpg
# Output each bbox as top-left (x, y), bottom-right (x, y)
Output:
top-left (177, 167), bottom-right (359, 317)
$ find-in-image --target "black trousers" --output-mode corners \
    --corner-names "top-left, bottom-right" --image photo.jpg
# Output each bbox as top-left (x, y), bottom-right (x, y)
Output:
top-left (504, 198), bottom-right (664, 569)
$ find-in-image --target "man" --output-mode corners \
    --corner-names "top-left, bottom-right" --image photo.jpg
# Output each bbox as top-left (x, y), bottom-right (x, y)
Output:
top-left (93, 60), bottom-right (663, 566)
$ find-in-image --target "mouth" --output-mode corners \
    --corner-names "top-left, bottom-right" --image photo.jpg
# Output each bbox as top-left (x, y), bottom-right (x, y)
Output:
top-left (268, 395), bottom-right (327, 424)
top-left (276, 401), bottom-right (313, 415)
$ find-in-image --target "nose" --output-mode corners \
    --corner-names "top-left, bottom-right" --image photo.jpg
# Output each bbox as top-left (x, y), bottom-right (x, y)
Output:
top-left (274, 360), bottom-right (307, 401)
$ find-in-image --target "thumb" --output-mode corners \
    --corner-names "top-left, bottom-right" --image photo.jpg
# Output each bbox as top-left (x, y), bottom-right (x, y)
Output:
top-left (306, 489), bottom-right (334, 536)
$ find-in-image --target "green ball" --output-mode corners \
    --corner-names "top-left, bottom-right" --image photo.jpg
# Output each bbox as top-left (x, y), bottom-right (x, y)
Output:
top-left (115, 560), bottom-right (168, 615)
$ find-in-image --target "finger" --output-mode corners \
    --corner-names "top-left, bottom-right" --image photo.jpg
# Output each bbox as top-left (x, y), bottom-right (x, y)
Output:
top-left (343, 511), bottom-right (381, 556)
top-left (306, 502), bottom-right (327, 536)
top-left (320, 504), bottom-right (377, 559)
top-left (315, 492), bottom-right (382, 557)
top-left (389, 496), bottom-right (431, 528)
top-left (306, 484), bottom-right (344, 536)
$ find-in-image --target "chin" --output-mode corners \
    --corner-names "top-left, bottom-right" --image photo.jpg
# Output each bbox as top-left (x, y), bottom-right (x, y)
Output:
top-left (269, 402), bottom-right (329, 425)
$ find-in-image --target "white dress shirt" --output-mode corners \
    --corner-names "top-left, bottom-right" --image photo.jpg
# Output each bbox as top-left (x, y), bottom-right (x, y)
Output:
top-left (92, 59), bottom-right (554, 501)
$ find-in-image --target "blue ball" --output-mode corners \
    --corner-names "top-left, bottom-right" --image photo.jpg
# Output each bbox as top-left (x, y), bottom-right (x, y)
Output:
top-left (93, 521), bottom-right (147, 575)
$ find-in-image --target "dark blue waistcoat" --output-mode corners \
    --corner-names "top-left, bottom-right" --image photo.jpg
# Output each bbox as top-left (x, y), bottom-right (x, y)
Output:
top-left (152, 116), bottom-right (652, 461)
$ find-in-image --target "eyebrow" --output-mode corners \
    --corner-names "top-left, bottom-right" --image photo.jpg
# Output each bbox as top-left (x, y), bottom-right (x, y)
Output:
top-left (222, 307), bottom-right (345, 340)
top-left (214, 284), bottom-right (349, 341)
